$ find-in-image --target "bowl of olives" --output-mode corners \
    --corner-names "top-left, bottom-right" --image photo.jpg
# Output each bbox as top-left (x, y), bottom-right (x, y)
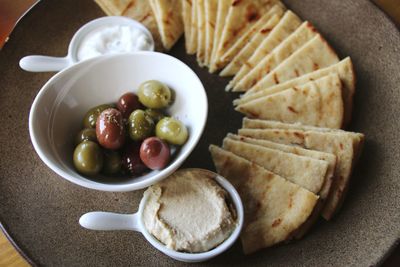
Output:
top-left (29, 52), bottom-right (208, 191)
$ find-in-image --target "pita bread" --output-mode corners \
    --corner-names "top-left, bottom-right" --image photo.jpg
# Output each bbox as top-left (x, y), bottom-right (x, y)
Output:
top-left (196, 0), bottom-right (206, 66)
top-left (238, 126), bottom-right (364, 220)
top-left (209, 145), bottom-right (318, 254)
top-left (211, 0), bottom-right (281, 72)
top-left (226, 133), bottom-right (336, 199)
top-left (181, 0), bottom-right (193, 53)
top-left (208, 0), bottom-right (230, 73)
top-left (236, 74), bottom-right (344, 128)
top-left (231, 21), bottom-right (318, 91)
top-left (219, 12), bottom-right (283, 77)
top-left (94, 0), bottom-right (131, 15)
top-left (219, 4), bottom-right (286, 76)
top-left (222, 138), bottom-right (329, 194)
top-left (187, 0), bottom-right (198, 54)
top-left (234, 34), bottom-right (340, 93)
top-left (204, 0), bottom-right (218, 66)
top-left (235, 58), bottom-right (356, 127)
top-left (119, 1), bottom-right (163, 51)
top-left (149, 0), bottom-right (184, 51)
top-left (227, 11), bottom-right (302, 88)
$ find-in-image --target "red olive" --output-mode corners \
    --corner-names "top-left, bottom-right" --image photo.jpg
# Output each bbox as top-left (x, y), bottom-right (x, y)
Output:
top-left (140, 137), bottom-right (170, 170)
top-left (122, 142), bottom-right (147, 175)
top-left (96, 108), bottom-right (125, 150)
top-left (117, 92), bottom-right (142, 119)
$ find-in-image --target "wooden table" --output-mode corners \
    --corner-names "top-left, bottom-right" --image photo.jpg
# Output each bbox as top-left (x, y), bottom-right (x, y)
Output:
top-left (0, 0), bottom-right (399, 266)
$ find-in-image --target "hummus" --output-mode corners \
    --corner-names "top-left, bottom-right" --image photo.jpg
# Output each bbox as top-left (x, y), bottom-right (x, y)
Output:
top-left (142, 169), bottom-right (237, 253)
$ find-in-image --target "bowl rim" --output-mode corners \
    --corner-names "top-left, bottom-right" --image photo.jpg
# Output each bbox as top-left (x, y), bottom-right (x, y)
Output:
top-left (29, 52), bottom-right (208, 192)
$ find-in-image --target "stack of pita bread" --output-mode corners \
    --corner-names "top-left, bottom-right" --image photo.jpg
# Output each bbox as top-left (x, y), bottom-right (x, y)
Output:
top-left (210, 118), bottom-right (364, 254)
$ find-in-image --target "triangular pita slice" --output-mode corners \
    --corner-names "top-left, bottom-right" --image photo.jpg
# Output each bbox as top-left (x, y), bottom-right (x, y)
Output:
top-left (211, 0), bottom-right (281, 71)
top-left (222, 138), bottom-right (329, 194)
top-left (219, 12), bottom-right (283, 77)
top-left (121, 1), bottom-right (163, 51)
top-left (235, 58), bottom-right (356, 127)
top-left (204, 0), bottom-right (218, 66)
top-left (226, 133), bottom-right (336, 200)
top-left (231, 21), bottom-right (318, 91)
top-left (94, 0), bottom-right (131, 16)
top-left (196, 0), bottom-right (206, 66)
top-left (238, 126), bottom-right (364, 220)
top-left (188, 0), bottom-right (198, 54)
top-left (228, 11), bottom-right (302, 88)
top-left (149, 0), bottom-right (184, 50)
top-left (238, 34), bottom-right (339, 92)
top-left (219, 3), bottom-right (286, 75)
top-left (181, 0), bottom-right (193, 53)
top-left (209, 145), bottom-right (318, 254)
top-left (236, 74), bottom-right (344, 128)
top-left (208, 0), bottom-right (230, 72)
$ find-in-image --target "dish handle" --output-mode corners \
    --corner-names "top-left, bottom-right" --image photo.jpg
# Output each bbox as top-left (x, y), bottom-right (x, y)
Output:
top-left (19, 55), bottom-right (71, 72)
top-left (79, 211), bottom-right (141, 232)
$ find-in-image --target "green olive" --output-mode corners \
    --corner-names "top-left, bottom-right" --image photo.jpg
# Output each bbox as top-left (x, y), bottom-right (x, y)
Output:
top-left (73, 140), bottom-right (103, 176)
top-left (138, 80), bottom-right (171, 109)
top-left (155, 117), bottom-right (188, 145)
top-left (102, 150), bottom-right (122, 175)
top-left (75, 128), bottom-right (97, 145)
top-left (128, 110), bottom-right (155, 141)
top-left (145, 108), bottom-right (165, 123)
top-left (83, 104), bottom-right (114, 128)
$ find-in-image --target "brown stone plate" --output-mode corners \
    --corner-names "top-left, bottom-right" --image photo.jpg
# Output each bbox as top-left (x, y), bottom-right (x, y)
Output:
top-left (0, 0), bottom-right (399, 266)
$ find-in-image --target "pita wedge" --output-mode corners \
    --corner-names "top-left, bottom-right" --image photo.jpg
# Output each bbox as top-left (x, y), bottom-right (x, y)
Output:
top-left (236, 74), bottom-right (344, 129)
top-left (219, 3), bottom-right (286, 76)
top-left (235, 57), bottom-right (356, 126)
top-left (149, 0), bottom-right (184, 51)
top-left (238, 124), bottom-right (364, 220)
top-left (181, 0), bottom-right (193, 53)
top-left (121, 1), bottom-right (163, 51)
top-left (208, 0), bottom-right (230, 72)
top-left (211, 0), bottom-right (281, 72)
top-left (94, 0), bottom-right (131, 16)
top-left (226, 11), bottom-right (302, 89)
top-left (204, 0), bottom-right (218, 66)
top-left (226, 133), bottom-right (336, 199)
top-left (188, 0), bottom-right (198, 54)
top-left (232, 21), bottom-right (318, 91)
top-left (227, 133), bottom-right (335, 239)
top-left (219, 10), bottom-right (284, 77)
top-left (235, 34), bottom-right (340, 93)
top-left (209, 145), bottom-right (318, 254)
top-left (222, 138), bottom-right (329, 194)
top-left (196, 0), bottom-right (206, 66)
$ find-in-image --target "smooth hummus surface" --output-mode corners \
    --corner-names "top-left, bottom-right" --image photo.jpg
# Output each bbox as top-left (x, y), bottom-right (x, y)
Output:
top-left (142, 169), bottom-right (237, 253)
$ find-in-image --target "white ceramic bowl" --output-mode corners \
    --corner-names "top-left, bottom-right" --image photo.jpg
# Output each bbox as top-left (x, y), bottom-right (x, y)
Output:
top-left (79, 169), bottom-right (244, 262)
top-left (29, 52), bottom-right (208, 191)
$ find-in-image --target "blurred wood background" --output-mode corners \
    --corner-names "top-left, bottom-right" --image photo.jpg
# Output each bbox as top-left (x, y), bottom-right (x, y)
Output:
top-left (0, 0), bottom-right (399, 266)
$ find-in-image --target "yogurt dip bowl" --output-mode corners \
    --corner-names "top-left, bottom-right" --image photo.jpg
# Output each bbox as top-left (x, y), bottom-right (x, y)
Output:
top-left (29, 52), bottom-right (208, 191)
top-left (19, 16), bottom-right (154, 72)
top-left (79, 169), bottom-right (244, 262)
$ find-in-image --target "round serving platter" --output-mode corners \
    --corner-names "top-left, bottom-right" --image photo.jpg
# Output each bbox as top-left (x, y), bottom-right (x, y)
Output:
top-left (0, 0), bottom-right (399, 266)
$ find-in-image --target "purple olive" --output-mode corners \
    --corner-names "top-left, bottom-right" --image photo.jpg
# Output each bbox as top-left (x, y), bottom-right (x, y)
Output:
top-left (96, 108), bottom-right (125, 150)
top-left (140, 137), bottom-right (170, 170)
top-left (122, 142), bottom-right (147, 175)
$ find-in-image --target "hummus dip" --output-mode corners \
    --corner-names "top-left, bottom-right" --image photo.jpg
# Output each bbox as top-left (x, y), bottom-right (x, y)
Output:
top-left (142, 169), bottom-right (237, 253)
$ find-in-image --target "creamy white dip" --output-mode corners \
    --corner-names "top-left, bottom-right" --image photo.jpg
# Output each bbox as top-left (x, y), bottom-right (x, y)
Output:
top-left (77, 25), bottom-right (152, 61)
top-left (142, 169), bottom-right (237, 253)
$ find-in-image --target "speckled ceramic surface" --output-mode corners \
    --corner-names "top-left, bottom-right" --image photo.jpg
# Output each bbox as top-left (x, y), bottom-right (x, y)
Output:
top-left (0, 0), bottom-right (399, 266)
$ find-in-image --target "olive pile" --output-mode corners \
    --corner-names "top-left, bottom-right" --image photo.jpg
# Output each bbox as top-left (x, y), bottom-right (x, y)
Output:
top-left (73, 80), bottom-right (188, 177)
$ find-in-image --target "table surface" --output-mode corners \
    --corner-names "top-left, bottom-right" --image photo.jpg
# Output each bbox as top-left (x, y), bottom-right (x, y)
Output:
top-left (0, 0), bottom-right (398, 266)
